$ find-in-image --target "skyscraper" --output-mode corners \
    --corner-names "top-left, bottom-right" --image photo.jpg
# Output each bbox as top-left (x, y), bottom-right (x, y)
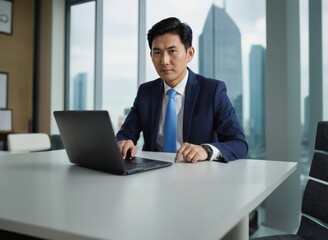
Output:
top-left (199, 4), bottom-right (243, 123)
top-left (249, 44), bottom-right (266, 158)
top-left (249, 45), bottom-right (265, 136)
top-left (303, 96), bottom-right (309, 142)
top-left (73, 72), bottom-right (87, 110)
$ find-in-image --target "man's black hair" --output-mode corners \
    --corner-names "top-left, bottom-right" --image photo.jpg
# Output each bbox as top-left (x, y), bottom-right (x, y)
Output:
top-left (147, 17), bottom-right (193, 51)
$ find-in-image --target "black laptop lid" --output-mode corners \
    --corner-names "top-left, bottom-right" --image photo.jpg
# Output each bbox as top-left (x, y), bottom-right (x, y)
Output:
top-left (54, 111), bottom-right (126, 175)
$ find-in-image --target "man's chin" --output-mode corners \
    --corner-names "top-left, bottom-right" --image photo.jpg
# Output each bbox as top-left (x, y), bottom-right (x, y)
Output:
top-left (160, 73), bottom-right (175, 81)
top-left (163, 79), bottom-right (179, 88)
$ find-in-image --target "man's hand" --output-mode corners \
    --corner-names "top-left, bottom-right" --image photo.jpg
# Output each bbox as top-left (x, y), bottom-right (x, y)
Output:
top-left (175, 142), bottom-right (208, 163)
top-left (117, 140), bottom-right (137, 159)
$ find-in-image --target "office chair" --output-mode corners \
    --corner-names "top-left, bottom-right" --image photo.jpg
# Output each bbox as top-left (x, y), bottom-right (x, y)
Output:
top-left (7, 133), bottom-right (51, 153)
top-left (50, 134), bottom-right (64, 150)
top-left (252, 121), bottom-right (328, 240)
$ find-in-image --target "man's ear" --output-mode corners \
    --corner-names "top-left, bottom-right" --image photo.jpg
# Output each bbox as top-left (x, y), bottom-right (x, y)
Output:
top-left (187, 47), bottom-right (195, 62)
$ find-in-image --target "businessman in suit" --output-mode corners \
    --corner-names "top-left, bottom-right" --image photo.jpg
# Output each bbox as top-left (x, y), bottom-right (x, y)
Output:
top-left (116, 17), bottom-right (248, 163)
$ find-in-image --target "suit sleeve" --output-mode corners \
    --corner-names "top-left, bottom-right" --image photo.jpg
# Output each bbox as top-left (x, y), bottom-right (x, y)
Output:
top-left (115, 88), bottom-right (142, 145)
top-left (211, 81), bottom-right (248, 162)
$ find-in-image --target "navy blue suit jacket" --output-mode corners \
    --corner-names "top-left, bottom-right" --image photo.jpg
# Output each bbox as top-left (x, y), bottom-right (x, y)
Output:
top-left (116, 69), bottom-right (248, 162)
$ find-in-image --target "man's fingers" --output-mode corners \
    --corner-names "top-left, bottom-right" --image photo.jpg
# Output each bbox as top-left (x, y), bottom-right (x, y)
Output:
top-left (175, 143), bottom-right (188, 162)
top-left (176, 142), bottom-right (207, 163)
top-left (175, 146), bottom-right (184, 162)
top-left (130, 146), bottom-right (137, 157)
top-left (118, 140), bottom-right (135, 158)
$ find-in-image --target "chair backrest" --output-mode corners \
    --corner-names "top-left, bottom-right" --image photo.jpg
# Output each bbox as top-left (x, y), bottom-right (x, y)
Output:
top-left (50, 134), bottom-right (64, 150)
top-left (7, 133), bottom-right (51, 153)
top-left (315, 121), bottom-right (328, 152)
top-left (297, 121), bottom-right (328, 240)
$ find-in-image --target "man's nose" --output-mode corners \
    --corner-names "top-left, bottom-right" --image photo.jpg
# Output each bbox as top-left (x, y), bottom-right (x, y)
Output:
top-left (161, 52), bottom-right (170, 65)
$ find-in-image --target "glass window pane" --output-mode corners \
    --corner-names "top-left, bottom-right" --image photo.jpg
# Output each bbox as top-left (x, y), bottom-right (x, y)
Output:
top-left (102, 0), bottom-right (138, 133)
top-left (68, 2), bottom-right (95, 110)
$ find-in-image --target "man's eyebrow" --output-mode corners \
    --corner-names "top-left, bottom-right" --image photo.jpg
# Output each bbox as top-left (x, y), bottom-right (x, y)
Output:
top-left (152, 45), bottom-right (177, 51)
top-left (166, 45), bottom-right (177, 50)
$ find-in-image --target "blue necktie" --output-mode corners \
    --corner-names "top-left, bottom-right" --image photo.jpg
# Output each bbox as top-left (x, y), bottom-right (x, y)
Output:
top-left (163, 89), bottom-right (177, 152)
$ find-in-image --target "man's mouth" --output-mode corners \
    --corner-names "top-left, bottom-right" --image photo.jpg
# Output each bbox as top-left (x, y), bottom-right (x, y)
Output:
top-left (162, 69), bottom-right (172, 73)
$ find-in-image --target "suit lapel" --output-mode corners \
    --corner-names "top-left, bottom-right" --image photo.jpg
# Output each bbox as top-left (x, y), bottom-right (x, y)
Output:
top-left (151, 80), bottom-right (164, 149)
top-left (183, 70), bottom-right (199, 141)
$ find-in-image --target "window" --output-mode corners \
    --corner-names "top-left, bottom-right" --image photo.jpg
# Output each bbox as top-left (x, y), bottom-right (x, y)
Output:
top-left (102, 0), bottom-right (138, 133)
top-left (66, 0), bottom-right (96, 110)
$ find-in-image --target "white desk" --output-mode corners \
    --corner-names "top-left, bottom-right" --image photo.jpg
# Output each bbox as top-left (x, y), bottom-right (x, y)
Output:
top-left (0, 151), bottom-right (13, 156)
top-left (0, 150), bottom-right (296, 240)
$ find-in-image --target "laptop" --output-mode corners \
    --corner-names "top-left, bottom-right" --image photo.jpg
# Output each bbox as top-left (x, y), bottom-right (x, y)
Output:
top-left (53, 110), bottom-right (172, 175)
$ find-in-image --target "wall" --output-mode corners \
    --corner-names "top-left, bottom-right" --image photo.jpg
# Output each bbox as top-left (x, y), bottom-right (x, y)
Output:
top-left (38, 0), bottom-right (65, 134)
top-left (0, 0), bottom-right (65, 134)
top-left (0, 0), bottom-right (35, 133)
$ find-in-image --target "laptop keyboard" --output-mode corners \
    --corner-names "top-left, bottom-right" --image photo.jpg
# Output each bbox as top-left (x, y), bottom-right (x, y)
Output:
top-left (123, 160), bottom-right (147, 170)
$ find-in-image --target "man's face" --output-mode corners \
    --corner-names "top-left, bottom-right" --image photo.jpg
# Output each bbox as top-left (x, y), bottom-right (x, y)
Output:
top-left (150, 33), bottom-right (194, 88)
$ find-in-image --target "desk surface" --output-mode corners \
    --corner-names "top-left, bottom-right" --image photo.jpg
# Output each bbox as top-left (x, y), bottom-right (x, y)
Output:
top-left (0, 150), bottom-right (296, 240)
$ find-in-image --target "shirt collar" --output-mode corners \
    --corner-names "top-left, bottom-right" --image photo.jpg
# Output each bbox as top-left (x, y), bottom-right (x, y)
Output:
top-left (163, 69), bottom-right (189, 96)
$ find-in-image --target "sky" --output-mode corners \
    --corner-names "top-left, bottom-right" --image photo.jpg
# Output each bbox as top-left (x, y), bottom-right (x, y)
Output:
top-left (70, 0), bottom-right (328, 132)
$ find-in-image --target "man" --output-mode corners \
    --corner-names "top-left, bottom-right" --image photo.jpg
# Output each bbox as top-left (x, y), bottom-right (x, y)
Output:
top-left (116, 17), bottom-right (248, 163)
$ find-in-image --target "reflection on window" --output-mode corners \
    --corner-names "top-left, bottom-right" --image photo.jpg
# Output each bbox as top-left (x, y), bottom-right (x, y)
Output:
top-left (68, 1), bottom-right (95, 110)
